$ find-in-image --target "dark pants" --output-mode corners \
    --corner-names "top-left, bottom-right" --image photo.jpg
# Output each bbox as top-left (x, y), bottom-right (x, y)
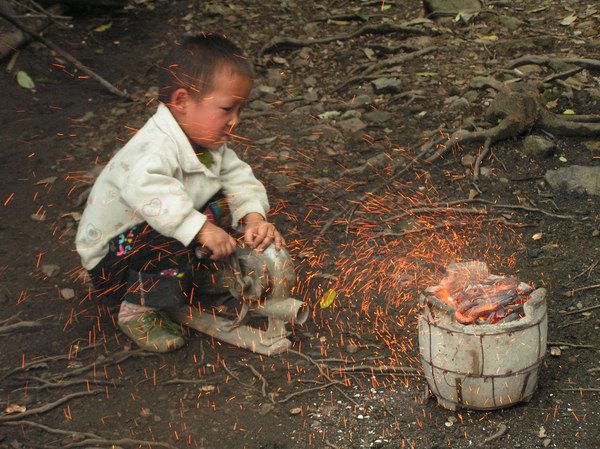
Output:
top-left (89, 194), bottom-right (231, 308)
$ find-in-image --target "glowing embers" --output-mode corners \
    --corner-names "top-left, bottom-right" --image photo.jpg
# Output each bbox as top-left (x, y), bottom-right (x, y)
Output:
top-left (424, 261), bottom-right (533, 325)
top-left (418, 261), bottom-right (548, 411)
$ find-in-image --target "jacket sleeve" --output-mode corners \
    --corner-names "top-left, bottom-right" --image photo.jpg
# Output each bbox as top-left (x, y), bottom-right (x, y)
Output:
top-left (121, 152), bottom-right (206, 247)
top-left (219, 146), bottom-right (269, 228)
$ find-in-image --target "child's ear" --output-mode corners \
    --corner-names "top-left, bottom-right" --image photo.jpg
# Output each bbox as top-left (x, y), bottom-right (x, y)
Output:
top-left (169, 88), bottom-right (189, 113)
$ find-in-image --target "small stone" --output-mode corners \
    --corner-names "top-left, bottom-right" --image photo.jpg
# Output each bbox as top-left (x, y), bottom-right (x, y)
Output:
top-left (479, 167), bottom-right (492, 177)
top-left (346, 344), bottom-right (359, 354)
top-left (448, 97), bottom-right (470, 112)
top-left (258, 403), bottom-right (275, 416)
top-left (289, 407), bottom-right (302, 415)
top-left (303, 76), bottom-right (317, 87)
top-left (41, 264), bottom-right (60, 277)
top-left (337, 117), bottom-right (366, 133)
top-left (461, 154), bottom-right (476, 166)
top-left (550, 346), bottom-right (561, 357)
top-left (371, 78), bottom-right (403, 94)
top-left (30, 212), bottom-right (46, 222)
top-left (522, 135), bottom-right (556, 159)
top-left (592, 229), bottom-right (600, 237)
top-left (269, 173), bottom-right (296, 193)
top-left (60, 288), bottom-right (75, 300)
top-left (363, 110), bottom-right (392, 123)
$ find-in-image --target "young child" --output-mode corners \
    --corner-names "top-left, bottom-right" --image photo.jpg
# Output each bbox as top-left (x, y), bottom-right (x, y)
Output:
top-left (76, 34), bottom-right (284, 353)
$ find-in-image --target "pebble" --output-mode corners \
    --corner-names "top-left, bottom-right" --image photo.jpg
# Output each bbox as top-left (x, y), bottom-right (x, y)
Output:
top-left (41, 264), bottom-right (60, 277)
top-left (60, 288), bottom-right (75, 300)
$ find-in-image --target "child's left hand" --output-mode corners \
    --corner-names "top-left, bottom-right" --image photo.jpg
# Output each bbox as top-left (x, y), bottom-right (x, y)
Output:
top-left (243, 213), bottom-right (284, 251)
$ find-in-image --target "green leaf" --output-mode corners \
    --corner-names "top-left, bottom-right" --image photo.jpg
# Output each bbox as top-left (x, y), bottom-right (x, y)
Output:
top-left (16, 71), bottom-right (35, 89)
top-left (528, 5), bottom-right (549, 13)
top-left (559, 155), bottom-right (567, 162)
top-left (382, 4), bottom-right (392, 11)
top-left (94, 22), bottom-right (112, 32)
top-left (562, 109), bottom-right (576, 115)
top-left (318, 110), bottom-right (341, 119)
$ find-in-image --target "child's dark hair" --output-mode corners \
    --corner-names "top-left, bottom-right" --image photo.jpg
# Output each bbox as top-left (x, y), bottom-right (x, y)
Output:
top-left (158, 33), bottom-right (254, 104)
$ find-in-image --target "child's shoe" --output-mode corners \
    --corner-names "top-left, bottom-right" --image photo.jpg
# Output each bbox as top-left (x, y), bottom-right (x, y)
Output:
top-left (118, 311), bottom-right (185, 353)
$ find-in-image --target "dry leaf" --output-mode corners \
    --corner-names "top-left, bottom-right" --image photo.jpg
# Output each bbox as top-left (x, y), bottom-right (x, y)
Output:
top-left (319, 289), bottom-right (337, 308)
top-left (538, 425), bottom-right (547, 438)
top-left (36, 176), bottom-right (58, 185)
top-left (289, 407), bottom-right (302, 415)
top-left (532, 232), bottom-right (543, 240)
top-left (560, 13), bottom-right (577, 26)
top-left (5, 404), bottom-right (26, 414)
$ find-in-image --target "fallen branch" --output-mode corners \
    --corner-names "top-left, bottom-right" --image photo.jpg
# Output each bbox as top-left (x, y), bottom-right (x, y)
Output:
top-left (547, 341), bottom-right (595, 349)
top-left (563, 284), bottom-right (600, 298)
top-left (0, 320), bottom-right (41, 334)
top-left (482, 423), bottom-right (508, 445)
top-left (335, 46), bottom-right (438, 92)
top-left (277, 381), bottom-right (339, 403)
top-left (245, 363), bottom-right (270, 400)
top-left (0, 10), bottom-right (130, 99)
top-left (561, 388), bottom-right (600, 392)
top-left (259, 22), bottom-right (427, 56)
top-left (559, 304), bottom-right (600, 315)
top-left (329, 364), bottom-right (420, 375)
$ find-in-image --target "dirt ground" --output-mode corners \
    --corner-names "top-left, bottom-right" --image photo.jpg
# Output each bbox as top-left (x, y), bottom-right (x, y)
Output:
top-left (1, 1), bottom-right (600, 448)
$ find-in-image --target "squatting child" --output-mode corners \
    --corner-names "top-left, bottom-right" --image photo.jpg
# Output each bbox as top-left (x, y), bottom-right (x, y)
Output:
top-left (76, 34), bottom-right (284, 352)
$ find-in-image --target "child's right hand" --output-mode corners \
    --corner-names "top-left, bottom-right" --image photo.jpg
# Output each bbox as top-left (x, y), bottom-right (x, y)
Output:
top-left (196, 221), bottom-right (237, 261)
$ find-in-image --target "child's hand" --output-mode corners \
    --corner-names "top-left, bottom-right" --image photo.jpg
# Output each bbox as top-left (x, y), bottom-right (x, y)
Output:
top-left (243, 213), bottom-right (284, 252)
top-left (197, 220), bottom-right (237, 260)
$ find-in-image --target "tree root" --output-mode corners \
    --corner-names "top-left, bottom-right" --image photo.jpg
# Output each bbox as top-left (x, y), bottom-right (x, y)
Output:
top-left (0, 390), bottom-right (102, 423)
top-left (0, 419), bottom-right (178, 449)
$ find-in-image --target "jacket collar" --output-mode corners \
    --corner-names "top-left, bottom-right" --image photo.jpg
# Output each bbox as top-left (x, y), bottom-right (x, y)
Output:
top-left (152, 103), bottom-right (220, 175)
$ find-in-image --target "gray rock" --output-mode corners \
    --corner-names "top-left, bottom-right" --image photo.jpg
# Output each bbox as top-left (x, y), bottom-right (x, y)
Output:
top-left (303, 76), bottom-right (317, 87)
top-left (461, 154), bottom-right (476, 166)
top-left (585, 88), bottom-right (600, 103)
top-left (248, 100), bottom-right (270, 112)
top-left (253, 85), bottom-right (278, 102)
top-left (498, 16), bottom-right (523, 30)
top-left (583, 140), bottom-right (600, 151)
top-left (371, 78), bottom-right (403, 94)
top-left (545, 165), bottom-right (600, 196)
top-left (424, 0), bottom-right (481, 14)
top-left (269, 173), bottom-right (296, 193)
top-left (522, 135), bottom-right (556, 159)
top-left (515, 64), bottom-right (543, 75)
top-left (353, 94), bottom-right (372, 106)
top-left (337, 117), bottom-right (367, 133)
top-left (463, 90), bottom-right (479, 103)
top-left (448, 97), bottom-right (470, 112)
top-left (363, 110), bottom-right (393, 123)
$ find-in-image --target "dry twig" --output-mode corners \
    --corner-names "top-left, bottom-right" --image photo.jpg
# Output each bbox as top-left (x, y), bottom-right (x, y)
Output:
top-left (0, 10), bottom-right (130, 99)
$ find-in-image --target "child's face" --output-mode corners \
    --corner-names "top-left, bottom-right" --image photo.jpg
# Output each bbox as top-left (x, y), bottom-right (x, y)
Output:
top-left (176, 68), bottom-right (253, 151)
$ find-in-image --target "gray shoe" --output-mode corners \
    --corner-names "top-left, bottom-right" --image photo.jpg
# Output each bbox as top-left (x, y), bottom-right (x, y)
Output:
top-left (118, 311), bottom-right (185, 353)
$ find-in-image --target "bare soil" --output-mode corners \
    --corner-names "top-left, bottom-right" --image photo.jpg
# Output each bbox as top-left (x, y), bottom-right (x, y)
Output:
top-left (1, 1), bottom-right (599, 448)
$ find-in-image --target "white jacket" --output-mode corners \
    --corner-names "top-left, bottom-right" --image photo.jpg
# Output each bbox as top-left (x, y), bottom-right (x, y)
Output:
top-left (76, 103), bottom-right (269, 270)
